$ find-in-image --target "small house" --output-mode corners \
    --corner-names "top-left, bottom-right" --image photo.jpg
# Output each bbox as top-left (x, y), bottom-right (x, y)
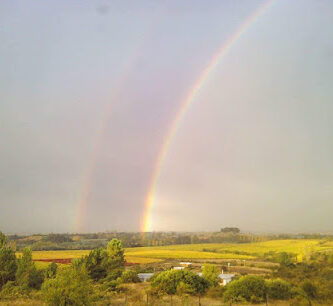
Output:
top-left (138, 273), bottom-right (154, 282)
top-left (218, 273), bottom-right (235, 286)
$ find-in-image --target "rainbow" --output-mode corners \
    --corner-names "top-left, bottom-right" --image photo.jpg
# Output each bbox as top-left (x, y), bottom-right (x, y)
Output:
top-left (73, 25), bottom-right (157, 233)
top-left (141, 0), bottom-right (276, 232)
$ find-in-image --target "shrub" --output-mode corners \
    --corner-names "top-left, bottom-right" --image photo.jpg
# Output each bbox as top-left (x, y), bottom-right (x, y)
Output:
top-left (119, 270), bottom-right (141, 283)
top-left (16, 248), bottom-right (43, 289)
top-left (44, 262), bottom-right (58, 279)
top-left (223, 275), bottom-right (267, 303)
top-left (301, 280), bottom-right (317, 299)
top-left (266, 278), bottom-right (292, 300)
top-left (202, 264), bottom-right (220, 287)
top-left (0, 246), bottom-right (17, 289)
top-left (0, 281), bottom-right (30, 299)
top-left (41, 264), bottom-right (92, 306)
top-left (151, 269), bottom-right (208, 296)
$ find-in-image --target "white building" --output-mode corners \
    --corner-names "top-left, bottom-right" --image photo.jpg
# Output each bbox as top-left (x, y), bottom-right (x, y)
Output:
top-left (173, 266), bottom-right (185, 270)
top-left (138, 273), bottom-right (154, 282)
top-left (198, 272), bottom-right (235, 286)
top-left (179, 262), bottom-right (192, 267)
top-left (218, 273), bottom-right (235, 286)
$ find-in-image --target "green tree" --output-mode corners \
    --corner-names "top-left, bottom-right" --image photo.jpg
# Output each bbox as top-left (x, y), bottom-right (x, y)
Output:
top-left (0, 231), bottom-right (17, 289)
top-left (0, 231), bottom-right (6, 248)
top-left (106, 239), bottom-right (125, 270)
top-left (301, 280), bottom-right (317, 304)
top-left (41, 264), bottom-right (92, 306)
top-left (278, 252), bottom-right (295, 266)
top-left (223, 275), bottom-right (267, 303)
top-left (84, 248), bottom-right (108, 281)
top-left (151, 269), bottom-right (208, 297)
top-left (202, 264), bottom-right (220, 287)
top-left (16, 248), bottom-right (43, 289)
top-left (45, 262), bottom-right (58, 279)
top-left (266, 278), bottom-right (292, 300)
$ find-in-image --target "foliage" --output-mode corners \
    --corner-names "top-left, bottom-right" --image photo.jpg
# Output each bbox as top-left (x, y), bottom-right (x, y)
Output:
top-left (80, 239), bottom-right (125, 282)
top-left (84, 248), bottom-right (108, 281)
top-left (223, 275), bottom-right (267, 303)
top-left (41, 264), bottom-right (92, 306)
top-left (105, 239), bottom-right (125, 270)
top-left (278, 252), bottom-right (296, 266)
top-left (266, 278), bottom-right (292, 300)
top-left (0, 236), bottom-right (17, 289)
top-left (119, 270), bottom-right (141, 283)
top-left (44, 234), bottom-right (73, 244)
top-left (202, 264), bottom-right (220, 287)
top-left (0, 281), bottom-right (30, 299)
top-left (0, 231), bottom-right (6, 248)
top-left (151, 269), bottom-right (208, 296)
top-left (220, 227), bottom-right (240, 234)
top-left (16, 248), bottom-right (44, 289)
top-left (44, 262), bottom-right (58, 279)
top-left (301, 280), bottom-right (317, 300)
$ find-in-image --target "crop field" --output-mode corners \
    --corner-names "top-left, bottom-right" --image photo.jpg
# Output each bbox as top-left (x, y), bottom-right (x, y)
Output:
top-left (20, 250), bottom-right (162, 265)
top-left (125, 239), bottom-right (333, 261)
top-left (24, 239), bottom-right (333, 265)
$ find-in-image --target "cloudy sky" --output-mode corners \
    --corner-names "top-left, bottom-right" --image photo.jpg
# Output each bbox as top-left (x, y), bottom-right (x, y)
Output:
top-left (1, 0), bottom-right (333, 234)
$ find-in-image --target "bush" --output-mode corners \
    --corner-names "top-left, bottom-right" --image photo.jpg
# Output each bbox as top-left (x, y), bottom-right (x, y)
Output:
top-left (206, 285), bottom-right (225, 298)
top-left (223, 275), bottom-right (267, 303)
top-left (202, 264), bottom-right (220, 287)
top-left (119, 270), bottom-right (141, 283)
top-left (0, 281), bottom-right (30, 299)
top-left (45, 262), bottom-right (58, 279)
top-left (266, 278), bottom-right (292, 300)
top-left (41, 264), bottom-right (93, 306)
top-left (151, 269), bottom-right (208, 296)
top-left (101, 279), bottom-right (119, 292)
top-left (0, 246), bottom-right (17, 289)
top-left (301, 280), bottom-right (317, 299)
top-left (16, 248), bottom-right (43, 289)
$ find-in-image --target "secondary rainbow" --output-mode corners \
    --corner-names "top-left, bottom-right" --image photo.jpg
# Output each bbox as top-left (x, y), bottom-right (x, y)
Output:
top-left (141, 0), bottom-right (276, 232)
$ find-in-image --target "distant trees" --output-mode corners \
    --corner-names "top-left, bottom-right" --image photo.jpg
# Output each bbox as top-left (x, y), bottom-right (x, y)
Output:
top-left (44, 234), bottom-right (73, 244)
top-left (0, 231), bottom-right (17, 289)
top-left (220, 227), bottom-right (240, 234)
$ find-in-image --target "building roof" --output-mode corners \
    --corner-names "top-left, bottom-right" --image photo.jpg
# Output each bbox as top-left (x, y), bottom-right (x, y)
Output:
top-left (198, 273), bottom-right (235, 279)
top-left (218, 274), bottom-right (235, 279)
top-left (138, 273), bottom-right (154, 280)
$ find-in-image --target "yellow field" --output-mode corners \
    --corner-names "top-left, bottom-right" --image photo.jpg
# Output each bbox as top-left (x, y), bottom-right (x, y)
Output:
top-left (24, 239), bottom-right (333, 265)
top-left (125, 239), bottom-right (333, 261)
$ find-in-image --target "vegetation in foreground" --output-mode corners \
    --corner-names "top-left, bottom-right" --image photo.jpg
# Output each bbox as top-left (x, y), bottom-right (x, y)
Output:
top-left (2, 230), bottom-right (333, 305)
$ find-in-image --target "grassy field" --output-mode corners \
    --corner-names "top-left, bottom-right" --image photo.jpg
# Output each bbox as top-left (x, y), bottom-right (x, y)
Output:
top-left (24, 239), bottom-right (333, 265)
top-left (125, 239), bottom-right (333, 261)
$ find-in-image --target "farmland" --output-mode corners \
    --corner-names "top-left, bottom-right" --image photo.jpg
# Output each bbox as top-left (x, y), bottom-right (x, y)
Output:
top-left (7, 237), bottom-right (333, 305)
top-left (25, 239), bottom-right (333, 264)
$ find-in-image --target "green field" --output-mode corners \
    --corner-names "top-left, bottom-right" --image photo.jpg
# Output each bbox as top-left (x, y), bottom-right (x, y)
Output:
top-left (25, 239), bottom-right (333, 264)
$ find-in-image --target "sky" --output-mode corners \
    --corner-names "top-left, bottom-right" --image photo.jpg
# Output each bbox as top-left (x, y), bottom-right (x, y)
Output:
top-left (1, 0), bottom-right (333, 234)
